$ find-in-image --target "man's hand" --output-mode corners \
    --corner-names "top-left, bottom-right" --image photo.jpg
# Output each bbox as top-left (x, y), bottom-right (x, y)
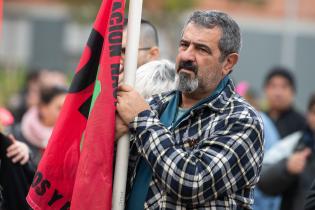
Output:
top-left (115, 114), bottom-right (129, 141)
top-left (6, 134), bottom-right (30, 165)
top-left (286, 148), bottom-right (311, 175)
top-left (117, 84), bottom-right (150, 125)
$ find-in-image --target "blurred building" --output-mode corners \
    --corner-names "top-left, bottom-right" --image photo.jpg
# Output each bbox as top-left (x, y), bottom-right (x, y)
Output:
top-left (0, 0), bottom-right (91, 72)
top-left (1, 0), bottom-right (314, 111)
top-left (199, 0), bottom-right (315, 20)
top-left (141, 0), bottom-right (315, 111)
top-left (193, 0), bottom-right (315, 112)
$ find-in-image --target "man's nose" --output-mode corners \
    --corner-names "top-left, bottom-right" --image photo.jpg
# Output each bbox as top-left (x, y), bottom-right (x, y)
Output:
top-left (180, 46), bottom-right (196, 62)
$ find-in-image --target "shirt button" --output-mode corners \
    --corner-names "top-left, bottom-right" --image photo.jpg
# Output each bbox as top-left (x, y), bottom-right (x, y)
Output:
top-left (187, 138), bottom-right (198, 147)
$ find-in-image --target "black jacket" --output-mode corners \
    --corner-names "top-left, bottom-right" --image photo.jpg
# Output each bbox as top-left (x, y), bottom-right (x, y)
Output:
top-left (258, 128), bottom-right (315, 210)
top-left (0, 132), bottom-right (35, 210)
top-left (266, 107), bottom-right (306, 138)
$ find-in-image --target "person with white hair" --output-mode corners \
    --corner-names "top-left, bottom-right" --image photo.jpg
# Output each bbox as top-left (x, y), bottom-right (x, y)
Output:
top-left (135, 59), bottom-right (176, 99)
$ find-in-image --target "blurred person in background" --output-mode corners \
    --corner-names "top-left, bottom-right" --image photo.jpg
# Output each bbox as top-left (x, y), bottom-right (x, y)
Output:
top-left (0, 107), bottom-right (14, 132)
top-left (8, 69), bottom-right (68, 123)
top-left (38, 69), bottom-right (68, 90)
top-left (134, 59), bottom-right (176, 99)
top-left (119, 19), bottom-right (160, 84)
top-left (8, 69), bottom-right (41, 123)
top-left (0, 107), bottom-right (29, 165)
top-left (1, 111), bottom-right (33, 210)
top-left (264, 67), bottom-right (306, 138)
top-left (236, 81), bottom-right (281, 210)
top-left (8, 86), bottom-right (67, 166)
top-left (3, 134), bottom-right (30, 165)
top-left (258, 92), bottom-right (315, 210)
top-left (0, 133), bottom-right (33, 210)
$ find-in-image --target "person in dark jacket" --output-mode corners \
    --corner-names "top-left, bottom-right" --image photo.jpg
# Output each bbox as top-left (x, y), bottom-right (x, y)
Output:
top-left (0, 130), bottom-right (34, 210)
top-left (9, 86), bottom-right (67, 166)
top-left (264, 67), bottom-right (306, 138)
top-left (258, 93), bottom-right (315, 210)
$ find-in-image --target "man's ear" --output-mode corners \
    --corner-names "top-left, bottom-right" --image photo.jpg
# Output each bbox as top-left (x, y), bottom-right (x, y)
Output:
top-left (148, 46), bottom-right (160, 61)
top-left (222, 53), bottom-right (239, 76)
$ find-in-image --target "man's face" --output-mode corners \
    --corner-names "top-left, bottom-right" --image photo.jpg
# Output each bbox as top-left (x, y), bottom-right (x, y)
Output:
top-left (175, 23), bottom-right (226, 94)
top-left (264, 76), bottom-right (295, 112)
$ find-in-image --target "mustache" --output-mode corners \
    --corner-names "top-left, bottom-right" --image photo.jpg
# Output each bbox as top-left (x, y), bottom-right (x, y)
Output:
top-left (177, 61), bottom-right (198, 74)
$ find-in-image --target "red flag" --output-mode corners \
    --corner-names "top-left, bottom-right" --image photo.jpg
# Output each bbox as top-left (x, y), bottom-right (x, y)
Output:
top-left (71, 0), bottom-right (125, 209)
top-left (26, 0), bottom-right (125, 209)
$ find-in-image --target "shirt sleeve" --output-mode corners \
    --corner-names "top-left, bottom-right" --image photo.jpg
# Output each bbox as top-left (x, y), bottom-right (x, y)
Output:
top-left (129, 109), bottom-right (264, 205)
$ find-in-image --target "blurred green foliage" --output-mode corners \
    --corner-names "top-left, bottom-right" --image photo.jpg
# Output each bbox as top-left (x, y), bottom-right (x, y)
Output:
top-left (158, 0), bottom-right (195, 12)
top-left (62, 0), bottom-right (198, 23)
top-left (0, 67), bottom-right (26, 107)
top-left (61, 0), bottom-right (101, 23)
top-left (63, 0), bottom-right (196, 10)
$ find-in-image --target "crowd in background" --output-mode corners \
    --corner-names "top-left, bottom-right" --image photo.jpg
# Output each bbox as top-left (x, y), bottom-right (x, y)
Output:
top-left (0, 17), bottom-right (315, 210)
top-left (0, 68), bottom-right (68, 210)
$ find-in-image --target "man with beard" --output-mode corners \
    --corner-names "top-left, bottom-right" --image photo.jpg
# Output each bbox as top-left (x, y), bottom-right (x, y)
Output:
top-left (116, 10), bottom-right (264, 209)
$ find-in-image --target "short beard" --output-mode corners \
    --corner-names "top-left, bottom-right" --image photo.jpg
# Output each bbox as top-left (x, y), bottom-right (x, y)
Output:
top-left (176, 72), bottom-right (199, 93)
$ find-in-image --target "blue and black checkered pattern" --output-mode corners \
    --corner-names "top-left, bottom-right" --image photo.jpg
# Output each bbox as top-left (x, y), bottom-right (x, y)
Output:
top-left (127, 78), bottom-right (264, 210)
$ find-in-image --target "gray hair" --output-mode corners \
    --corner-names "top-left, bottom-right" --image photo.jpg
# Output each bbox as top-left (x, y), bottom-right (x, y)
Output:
top-left (184, 10), bottom-right (241, 61)
top-left (135, 59), bottom-right (176, 99)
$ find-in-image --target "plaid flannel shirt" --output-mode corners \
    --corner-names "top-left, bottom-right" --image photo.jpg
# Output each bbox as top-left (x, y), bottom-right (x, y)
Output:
top-left (127, 78), bottom-right (264, 209)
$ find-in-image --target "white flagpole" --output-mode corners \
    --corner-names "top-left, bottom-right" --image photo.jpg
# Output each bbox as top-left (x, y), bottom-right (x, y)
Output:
top-left (112, 0), bottom-right (143, 209)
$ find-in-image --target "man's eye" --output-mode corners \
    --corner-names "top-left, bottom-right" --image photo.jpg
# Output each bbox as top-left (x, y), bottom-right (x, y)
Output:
top-left (198, 47), bottom-right (210, 54)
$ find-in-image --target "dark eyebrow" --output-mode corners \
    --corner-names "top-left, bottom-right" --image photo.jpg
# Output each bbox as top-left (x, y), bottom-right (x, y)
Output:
top-left (180, 39), bottom-right (190, 44)
top-left (180, 38), bottom-right (212, 54)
